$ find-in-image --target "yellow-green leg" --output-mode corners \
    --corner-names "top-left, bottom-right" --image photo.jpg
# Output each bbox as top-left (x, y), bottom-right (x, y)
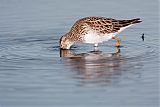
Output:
top-left (112, 37), bottom-right (121, 47)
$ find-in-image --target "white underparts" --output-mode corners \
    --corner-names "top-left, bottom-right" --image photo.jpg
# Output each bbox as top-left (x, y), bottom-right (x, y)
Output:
top-left (83, 30), bottom-right (117, 44)
top-left (83, 24), bottom-right (133, 44)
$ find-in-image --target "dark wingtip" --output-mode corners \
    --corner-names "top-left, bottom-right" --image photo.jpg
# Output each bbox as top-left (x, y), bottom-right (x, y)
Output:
top-left (132, 18), bottom-right (142, 24)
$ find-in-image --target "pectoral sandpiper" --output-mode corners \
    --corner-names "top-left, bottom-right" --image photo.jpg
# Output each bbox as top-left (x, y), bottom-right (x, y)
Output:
top-left (60, 16), bottom-right (141, 49)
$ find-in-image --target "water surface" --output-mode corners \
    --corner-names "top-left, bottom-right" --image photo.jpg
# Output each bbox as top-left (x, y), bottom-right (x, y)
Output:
top-left (0, 0), bottom-right (159, 107)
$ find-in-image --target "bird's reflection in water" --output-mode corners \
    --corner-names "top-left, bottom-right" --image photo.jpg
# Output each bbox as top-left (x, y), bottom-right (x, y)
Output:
top-left (60, 47), bottom-right (124, 85)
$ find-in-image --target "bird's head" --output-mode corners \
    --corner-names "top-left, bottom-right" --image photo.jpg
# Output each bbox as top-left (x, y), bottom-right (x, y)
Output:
top-left (59, 33), bottom-right (73, 49)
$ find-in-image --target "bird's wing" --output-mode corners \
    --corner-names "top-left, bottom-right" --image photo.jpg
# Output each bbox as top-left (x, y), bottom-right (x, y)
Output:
top-left (84, 17), bottom-right (141, 34)
top-left (84, 17), bottom-right (115, 34)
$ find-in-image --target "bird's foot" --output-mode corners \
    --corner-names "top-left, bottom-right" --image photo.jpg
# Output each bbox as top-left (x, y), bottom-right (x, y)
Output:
top-left (116, 43), bottom-right (121, 47)
top-left (115, 44), bottom-right (125, 48)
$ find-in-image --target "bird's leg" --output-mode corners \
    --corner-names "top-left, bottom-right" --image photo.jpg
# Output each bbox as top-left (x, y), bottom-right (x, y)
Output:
top-left (94, 43), bottom-right (98, 47)
top-left (112, 37), bottom-right (121, 47)
top-left (94, 43), bottom-right (99, 51)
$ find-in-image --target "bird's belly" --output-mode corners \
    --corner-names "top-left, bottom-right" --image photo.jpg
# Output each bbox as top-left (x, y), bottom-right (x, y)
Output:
top-left (83, 31), bottom-right (118, 44)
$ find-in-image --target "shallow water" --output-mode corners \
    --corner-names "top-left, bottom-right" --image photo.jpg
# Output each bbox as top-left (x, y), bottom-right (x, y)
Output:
top-left (0, 0), bottom-right (159, 107)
